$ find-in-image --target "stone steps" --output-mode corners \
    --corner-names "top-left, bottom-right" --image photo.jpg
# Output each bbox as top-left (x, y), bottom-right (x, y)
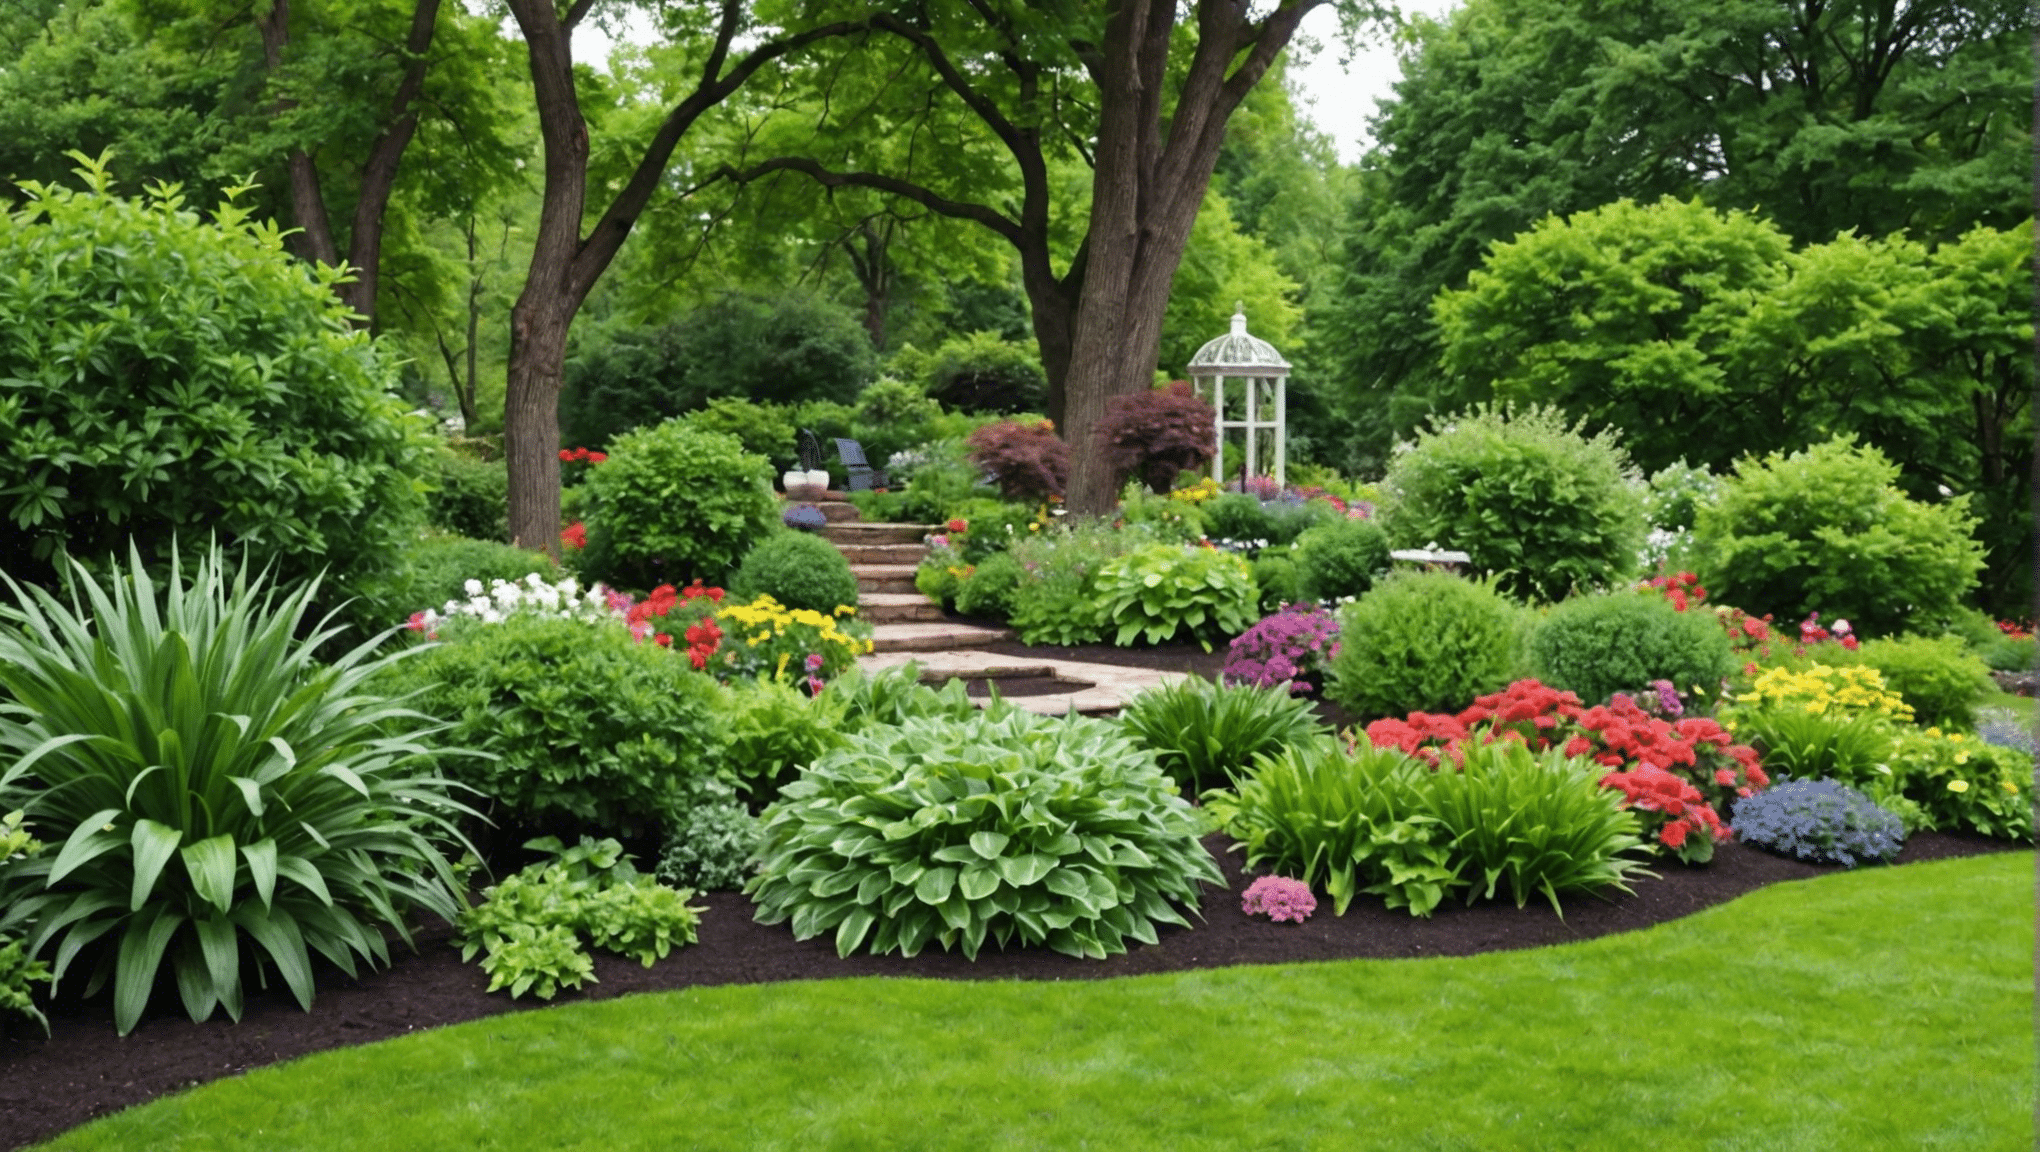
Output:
top-left (868, 621), bottom-right (1017, 653)
top-left (853, 563), bottom-right (922, 595)
top-left (835, 542), bottom-right (930, 565)
top-left (860, 592), bottom-right (947, 624)
top-left (860, 649), bottom-right (1185, 716)
top-left (821, 521), bottom-right (934, 547)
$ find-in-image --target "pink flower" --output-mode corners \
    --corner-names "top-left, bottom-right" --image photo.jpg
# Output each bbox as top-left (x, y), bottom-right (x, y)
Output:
top-left (1241, 876), bottom-right (1317, 923)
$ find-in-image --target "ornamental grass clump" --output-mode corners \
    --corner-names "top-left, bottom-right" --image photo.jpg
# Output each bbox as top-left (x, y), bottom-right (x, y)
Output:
top-left (1729, 780), bottom-right (1905, 867)
top-left (1117, 677), bottom-right (1328, 793)
top-left (0, 544), bottom-right (474, 1035)
top-left (747, 710), bottom-right (1221, 960)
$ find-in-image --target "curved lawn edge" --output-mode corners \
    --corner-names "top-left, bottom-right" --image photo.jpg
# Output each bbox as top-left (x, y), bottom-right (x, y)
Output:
top-left (38, 853), bottom-right (2035, 1152)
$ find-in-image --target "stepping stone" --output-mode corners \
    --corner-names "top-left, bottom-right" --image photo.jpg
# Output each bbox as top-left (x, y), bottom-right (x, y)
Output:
top-left (853, 563), bottom-right (921, 594)
top-left (823, 522), bottom-right (936, 546)
top-left (859, 592), bottom-right (946, 624)
top-left (835, 541), bottom-right (930, 565)
top-left (860, 648), bottom-right (1186, 716)
top-left (868, 622), bottom-right (1016, 653)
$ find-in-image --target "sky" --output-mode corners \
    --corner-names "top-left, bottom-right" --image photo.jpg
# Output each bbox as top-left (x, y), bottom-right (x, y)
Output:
top-left (1289, 0), bottom-right (1462, 164)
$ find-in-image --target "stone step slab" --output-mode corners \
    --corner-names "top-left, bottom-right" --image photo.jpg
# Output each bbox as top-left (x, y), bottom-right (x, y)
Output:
top-left (834, 542), bottom-right (929, 566)
top-left (822, 522), bottom-right (937, 546)
top-left (868, 622), bottom-right (1016, 653)
top-left (859, 592), bottom-right (946, 624)
top-left (853, 563), bottom-right (921, 594)
top-left (859, 649), bottom-right (1186, 716)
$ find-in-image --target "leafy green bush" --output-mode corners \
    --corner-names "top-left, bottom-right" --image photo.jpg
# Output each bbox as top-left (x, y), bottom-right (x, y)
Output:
top-left (1250, 552), bottom-right (1300, 613)
top-left (1381, 404), bottom-right (1646, 602)
top-left (1094, 544), bottom-right (1258, 650)
top-left (1293, 517), bottom-right (1391, 603)
top-left (1727, 709), bottom-right (1897, 793)
top-left (915, 547), bottom-right (966, 609)
top-left (375, 616), bottom-right (730, 837)
top-left (747, 710), bottom-right (1221, 959)
top-left (955, 550), bottom-right (1025, 620)
top-left (1117, 677), bottom-right (1327, 793)
top-left (723, 676), bottom-right (849, 800)
top-left (429, 447), bottom-right (510, 541)
top-left (1852, 635), bottom-right (1995, 732)
top-left (1528, 592), bottom-right (1735, 706)
top-left (918, 330), bottom-right (1047, 414)
top-left (581, 421), bottom-right (779, 591)
top-left (0, 544), bottom-right (471, 1035)
top-left (681, 398), bottom-right (800, 474)
top-left (1007, 523), bottom-right (1141, 646)
top-left (0, 156), bottom-right (434, 611)
top-left (655, 803), bottom-right (763, 892)
top-left (1643, 460), bottom-right (1720, 534)
top-left (1692, 436), bottom-right (1984, 636)
top-left (375, 534), bottom-right (558, 623)
top-left (1207, 738), bottom-right (1646, 917)
top-left (1201, 493), bottom-right (1278, 546)
top-left (1325, 572), bottom-right (1516, 719)
top-left (0, 812), bottom-right (50, 1034)
top-left (731, 531), bottom-right (859, 615)
top-left (1115, 485), bottom-right (1209, 545)
top-left (819, 662), bottom-right (982, 733)
top-left (457, 837), bottom-right (703, 1000)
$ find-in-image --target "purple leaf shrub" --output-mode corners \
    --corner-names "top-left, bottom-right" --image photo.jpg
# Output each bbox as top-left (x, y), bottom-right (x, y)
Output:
top-left (1241, 875), bottom-right (1317, 923)
top-left (1223, 604), bottom-right (1341, 694)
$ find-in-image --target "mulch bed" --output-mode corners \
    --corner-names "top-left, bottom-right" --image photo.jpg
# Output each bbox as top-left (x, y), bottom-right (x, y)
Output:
top-left (0, 642), bottom-right (2019, 1149)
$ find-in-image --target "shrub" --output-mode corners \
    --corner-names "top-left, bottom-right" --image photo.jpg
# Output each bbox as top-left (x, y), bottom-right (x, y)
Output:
top-left (1118, 677), bottom-right (1328, 793)
top-left (1006, 523), bottom-right (1141, 646)
top-left (0, 157), bottom-right (433, 611)
top-left (1116, 484), bottom-right (1210, 545)
top-left (1730, 780), bottom-right (1905, 867)
top-left (1891, 727), bottom-right (2033, 842)
top-left (955, 550), bottom-right (1025, 620)
top-left (1250, 553), bottom-right (1301, 613)
top-left (915, 547), bottom-right (966, 609)
top-left (681, 397), bottom-right (800, 473)
top-left (920, 331), bottom-right (1047, 414)
top-left (966, 419), bottom-right (1070, 503)
top-left (1528, 591), bottom-right (1736, 707)
top-left (654, 803), bottom-right (762, 892)
top-left (375, 615), bottom-right (730, 837)
top-left (1201, 493), bottom-right (1278, 547)
top-left (1381, 404), bottom-right (1646, 602)
top-left (378, 535), bottom-right (559, 624)
top-left (1097, 382), bottom-right (1216, 493)
top-left (457, 837), bottom-right (704, 1000)
top-left (1325, 572), bottom-right (1516, 719)
top-left (0, 812), bottom-right (51, 1034)
top-left (731, 531), bottom-right (859, 615)
top-left (722, 677), bottom-right (849, 800)
top-left (581, 421), bottom-right (779, 591)
top-left (0, 544), bottom-right (471, 1035)
top-left (1094, 544), bottom-right (1258, 650)
top-left (747, 710), bottom-right (1222, 960)
top-left (1224, 604), bottom-right (1341, 694)
top-left (1293, 517), bottom-right (1392, 603)
top-left (1691, 436), bottom-right (1984, 636)
top-left (1850, 635), bottom-right (1994, 732)
top-left (430, 448), bottom-right (510, 541)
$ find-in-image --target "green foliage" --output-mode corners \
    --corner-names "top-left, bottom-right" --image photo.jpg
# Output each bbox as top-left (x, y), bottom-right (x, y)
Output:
top-left (1250, 553), bottom-right (1300, 613)
top-left (373, 534), bottom-right (558, 624)
top-left (1208, 738), bottom-right (1646, 918)
top-left (1292, 517), bottom-right (1391, 603)
top-left (1093, 544), bottom-right (1258, 650)
top-left (655, 802), bottom-right (764, 892)
top-left (458, 837), bottom-right (703, 1000)
top-left (1692, 437), bottom-right (1984, 636)
top-left (1115, 485), bottom-right (1209, 546)
top-left (722, 676), bottom-right (849, 800)
top-left (747, 710), bottom-right (1222, 961)
top-left (899, 458), bottom-right (1001, 526)
top-left (0, 157), bottom-right (434, 611)
top-left (1851, 636), bottom-right (1996, 733)
top-left (1381, 405), bottom-right (1645, 602)
top-left (428, 448), bottom-right (510, 542)
top-left (1728, 710), bottom-right (1898, 795)
top-left (0, 811), bottom-right (50, 1034)
top-left (1893, 732), bottom-right (2032, 843)
top-left (1643, 460), bottom-right (1721, 536)
top-left (915, 331), bottom-right (1047, 414)
top-left (1528, 592), bottom-right (1735, 707)
top-left (818, 662), bottom-right (982, 734)
top-left (954, 550), bottom-right (1024, 621)
top-left (1117, 677), bottom-right (1327, 793)
top-left (374, 616), bottom-right (729, 837)
top-left (1006, 524), bottom-right (1142, 646)
top-left (681, 398), bottom-right (801, 474)
top-left (915, 548), bottom-right (965, 609)
top-left (0, 544), bottom-right (470, 1035)
top-left (1326, 572), bottom-right (1516, 720)
top-left (581, 421), bottom-right (780, 591)
top-left (731, 532), bottom-right (859, 615)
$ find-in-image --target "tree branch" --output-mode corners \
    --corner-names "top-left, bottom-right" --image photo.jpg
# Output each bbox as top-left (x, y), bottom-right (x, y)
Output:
top-left (719, 156), bottom-right (1024, 244)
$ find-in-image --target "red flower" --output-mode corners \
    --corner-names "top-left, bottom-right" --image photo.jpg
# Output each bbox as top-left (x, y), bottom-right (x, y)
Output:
top-left (560, 521), bottom-right (587, 550)
top-left (653, 632), bottom-right (672, 647)
top-left (588, 451), bottom-right (607, 463)
top-left (1660, 820), bottom-right (1689, 849)
top-left (1715, 768), bottom-right (1736, 786)
top-left (947, 518), bottom-right (968, 533)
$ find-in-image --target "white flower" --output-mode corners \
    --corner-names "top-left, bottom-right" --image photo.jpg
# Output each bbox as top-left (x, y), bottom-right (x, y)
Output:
top-left (463, 578), bottom-right (484, 597)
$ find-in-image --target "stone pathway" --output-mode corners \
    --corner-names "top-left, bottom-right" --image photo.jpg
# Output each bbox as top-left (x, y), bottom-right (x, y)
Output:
top-left (799, 497), bottom-right (1177, 714)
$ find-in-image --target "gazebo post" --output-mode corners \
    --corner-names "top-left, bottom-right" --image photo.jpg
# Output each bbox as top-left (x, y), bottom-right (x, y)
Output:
top-left (1187, 304), bottom-right (1291, 492)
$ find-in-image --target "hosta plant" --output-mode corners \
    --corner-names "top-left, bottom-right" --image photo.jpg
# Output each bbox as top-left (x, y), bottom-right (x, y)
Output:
top-left (1117, 676), bottom-right (1328, 793)
top-left (0, 545), bottom-right (473, 1035)
top-left (1094, 543), bottom-right (1258, 650)
top-left (747, 710), bottom-right (1221, 960)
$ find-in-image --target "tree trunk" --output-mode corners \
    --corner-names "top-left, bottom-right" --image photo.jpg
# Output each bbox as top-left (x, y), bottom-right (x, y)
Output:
top-left (505, 296), bottom-right (572, 551)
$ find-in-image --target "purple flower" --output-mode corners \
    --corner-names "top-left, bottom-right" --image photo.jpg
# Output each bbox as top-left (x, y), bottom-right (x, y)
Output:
top-left (1224, 605), bottom-right (1341, 693)
top-left (1651, 679), bottom-right (1684, 717)
top-left (1241, 875), bottom-right (1317, 923)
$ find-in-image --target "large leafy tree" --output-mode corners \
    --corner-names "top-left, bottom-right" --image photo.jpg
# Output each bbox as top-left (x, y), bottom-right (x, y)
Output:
top-left (724, 0), bottom-right (1386, 514)
top-left (1321, 0), bottom-right (2033, 469)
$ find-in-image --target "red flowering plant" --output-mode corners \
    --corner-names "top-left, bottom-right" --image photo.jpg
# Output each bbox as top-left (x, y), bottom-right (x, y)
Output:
top-left (1715, 604), bottom-right (1777, 674)
top-left (1361, 679), bottom-right (1768, 861)
top-left (1640, 570), bottom-right (1707, 614)
top-left (558, 445), bottom-right (608, 485)
top-left (560, 521), bottom-right (588, 551)
top-left (609, 579), bottom-right (725, 668)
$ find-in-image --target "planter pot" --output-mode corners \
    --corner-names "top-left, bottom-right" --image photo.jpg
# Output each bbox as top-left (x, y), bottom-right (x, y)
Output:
top-left (804, 469), bottom-right (832, 490)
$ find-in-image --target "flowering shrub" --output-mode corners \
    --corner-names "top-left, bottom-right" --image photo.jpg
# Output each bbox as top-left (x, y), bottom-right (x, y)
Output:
top-left (1224, 604), bottom-right (1342, 694)
top-left (1240, 876), bottom-right (1317, 923)
top-left (714, 594), bottom-right (871, 685)
top-left (966, 419), bottom-right (1069, 502)
top-left (1170, 476), bottom-right (1221, 504)
top-left (1732, 664), bottom-right (1913, 723)
top-left (558, 445), bottom-right (608, 486)
top-left (407, 573), bottom-right (613, 636)
top-left (1641, 571), bottom-right (1707, 613)
top-left (1892, 727), bottom-right (2033, 842)
top-left (1729, 780), bottom-right (1905, 868)
top-left (560, 521), bottom-right (589, 551)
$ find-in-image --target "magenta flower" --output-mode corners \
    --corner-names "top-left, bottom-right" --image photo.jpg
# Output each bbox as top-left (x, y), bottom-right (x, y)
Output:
top-left (1241, 875), bottom-right (1317, 923)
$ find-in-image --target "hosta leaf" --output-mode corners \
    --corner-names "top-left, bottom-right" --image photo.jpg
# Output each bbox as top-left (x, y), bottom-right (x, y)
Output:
top-left (957, 865), bottom-right (1000, 901)
top-left (914, 867), bottom-right (955, 906)
top-left (996, 853), bottom-right (1054, 887)
top-left (834, 908), bottom-right (876, 957)
top-left (930, 844), bottom-right (978, 864)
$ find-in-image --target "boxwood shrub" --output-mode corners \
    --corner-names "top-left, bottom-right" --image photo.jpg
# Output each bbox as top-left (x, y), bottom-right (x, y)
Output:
top-left (1528, 591), bottom-right (1735, 706)
top-left (731, 531), bottom-right (858, 615)
top-left (1325, 572), bottom-right (1516, 719)
top-left (747, 710), bottom-right (1221, 960)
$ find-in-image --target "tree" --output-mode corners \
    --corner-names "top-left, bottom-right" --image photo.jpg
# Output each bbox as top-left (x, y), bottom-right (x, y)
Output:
top-left (1322, 0), bottom-right (2032, 469)
top-left (726, 0), bottom-right (1386, 514)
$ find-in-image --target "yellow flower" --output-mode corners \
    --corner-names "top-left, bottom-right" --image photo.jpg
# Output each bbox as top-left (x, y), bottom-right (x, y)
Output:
top-left (1925, 727), bottom-right (1941, 737)
top-left (2001, 780), bottom-right (2020, 794)
top-left (1946, 779), bottom-right (1970, 794)
top-left (1953, 751), bottom-right (1969, 765)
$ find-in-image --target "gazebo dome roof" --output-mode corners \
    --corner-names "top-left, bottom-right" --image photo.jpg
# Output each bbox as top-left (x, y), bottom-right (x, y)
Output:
top-left (1187, 306), bottom-right (1290, 377)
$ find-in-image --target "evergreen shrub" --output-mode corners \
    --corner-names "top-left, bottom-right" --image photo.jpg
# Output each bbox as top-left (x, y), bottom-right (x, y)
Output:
top-left (1293, 518), bottom-right (1391, 603)
top-left (1528, 591), bottom-right (1735, 706)
top-left (581, 421), bottom-right (778, 591)
top-left (1326, 572), bottom-right (1515, 719)
top-left (731, 531), bottom-right (858, 615)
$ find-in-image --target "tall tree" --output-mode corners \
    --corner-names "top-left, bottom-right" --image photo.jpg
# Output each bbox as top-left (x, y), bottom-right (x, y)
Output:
top-left (727, 0), bottom-right (1386, 514)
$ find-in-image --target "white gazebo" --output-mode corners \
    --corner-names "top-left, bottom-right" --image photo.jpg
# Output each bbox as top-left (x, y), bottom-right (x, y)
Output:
top-left (1187, 304), bottom-right (1292, 487)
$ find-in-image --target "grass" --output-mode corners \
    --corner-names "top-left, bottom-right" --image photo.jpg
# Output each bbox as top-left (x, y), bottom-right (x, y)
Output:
top-left (42, 853), bottom-right (2034, 1151)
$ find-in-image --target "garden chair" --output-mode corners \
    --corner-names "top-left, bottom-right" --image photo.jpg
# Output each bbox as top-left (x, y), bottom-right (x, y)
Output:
top-left (833, 437), bottom-right (888, 491)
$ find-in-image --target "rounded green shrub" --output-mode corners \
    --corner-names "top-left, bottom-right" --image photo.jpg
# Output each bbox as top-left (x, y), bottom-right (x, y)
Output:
top-left (1200, 493), bottom-right (1276, 546)
top-left (1326, 572), bottom-right (1516, 719)
top-left (1293, 518), bottom-right (1391, 603)
top-left (429, 447), bottom-right (510, 541)
top-left (581, 421), bottom-right (779, 591)
top-left (731, 531), bottom-right (858, 615)
top-left (747, 709), bottom-right (1222, 960)
top-left (1250, 552), bottom-right (1300, 612)
top-left (375, 616), bottom-right (730, 838)
top-left (1381, 404), bottom-right (1646, 602)
top-left (954, 550), bottom-right (1024, 620)
top-left (0, 157), bottom-right (433, 609)
top-left (1692, 436), bottom-right (1984, 636)
top-left (1851, 635), bottom-right (1995, 732)
top-left (1528, 592), bottom-right (1735, 706)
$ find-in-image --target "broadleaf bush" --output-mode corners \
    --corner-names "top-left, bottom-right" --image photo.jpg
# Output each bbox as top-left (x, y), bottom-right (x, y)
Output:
top-left (1325, 572), bottom-right (1516, 719)
top-left (730, 531), bottom-right (859, 615)
top-left (581, 421), bottom-right (779, 590)
top-left (1528, 590), bottom-right (1735, 707)
top-left (1093, 544), bottom-right (1258, 650)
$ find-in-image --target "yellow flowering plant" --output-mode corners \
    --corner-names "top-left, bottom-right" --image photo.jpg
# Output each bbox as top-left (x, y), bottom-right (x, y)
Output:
top-left (1732, 663), bottom-right (1914, 723)
top-left (1169, 476), bottom-right (1221, 504)
top-left (714, 595), bottom-right (873, 686)
top-left (1890, 726), bottom-right (2033, 843)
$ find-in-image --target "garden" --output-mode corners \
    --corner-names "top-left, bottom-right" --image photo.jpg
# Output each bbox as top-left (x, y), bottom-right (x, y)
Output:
top-left (0, 0), bottom-right (2034, 1147)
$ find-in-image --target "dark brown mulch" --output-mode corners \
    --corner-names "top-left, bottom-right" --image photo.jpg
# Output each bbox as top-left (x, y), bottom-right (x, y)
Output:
top-left (0, 826), bottom-right (2017, 1152)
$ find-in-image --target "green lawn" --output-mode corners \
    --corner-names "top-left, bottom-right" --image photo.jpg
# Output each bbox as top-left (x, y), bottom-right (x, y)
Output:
top-left (44, 853), bottom-right (2034, 1152)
